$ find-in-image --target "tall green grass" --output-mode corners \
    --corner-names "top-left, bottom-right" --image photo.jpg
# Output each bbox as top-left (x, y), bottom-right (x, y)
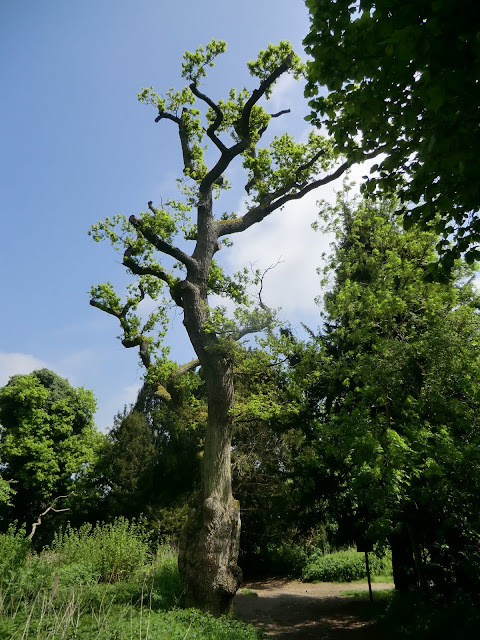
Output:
top-left (0, 520), bottom-right (261, 640)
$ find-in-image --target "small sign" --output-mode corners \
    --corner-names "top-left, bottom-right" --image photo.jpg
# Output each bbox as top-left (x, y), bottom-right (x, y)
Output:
top-left (356, 540), bottom-right (374, 553)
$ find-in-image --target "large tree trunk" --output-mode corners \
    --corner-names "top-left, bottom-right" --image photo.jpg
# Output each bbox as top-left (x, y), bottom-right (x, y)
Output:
top-left (178, 282), bottom-right (242, 615)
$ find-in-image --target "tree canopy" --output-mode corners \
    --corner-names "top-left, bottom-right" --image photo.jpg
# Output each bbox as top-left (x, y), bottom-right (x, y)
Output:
top-left (0, 369), bottom-right (102, 539)
top-left (304, 0), bottom-right (480, 272)
top-left (307, 188), bottom-right (480, 590)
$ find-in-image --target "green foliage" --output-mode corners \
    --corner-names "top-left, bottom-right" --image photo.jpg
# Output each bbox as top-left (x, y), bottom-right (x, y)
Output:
top-left (308, 188), bottom-right (480, 591)
top-left (181, 38), bottom-right (227, 83)
top-left (304, 0), bottom-right (480, 271)
top-left (49, 518), bottom-right (151, 583)
top-left (96, 410), bottom-right (157, 519)
top-left (0, 475), bottom-right (14, 505)
top-left (303, 547), bottom-right (393, 583)
top-left (0, 524), bottom-right (31, 586)
top-left (0, 519), bottom-right (259, 640)
top-left (375, 589), bottom-right (480, 639)
top-left (0, 369), bottom-right (103, 540)
top-left (248, 41), bottom-right (305, 87)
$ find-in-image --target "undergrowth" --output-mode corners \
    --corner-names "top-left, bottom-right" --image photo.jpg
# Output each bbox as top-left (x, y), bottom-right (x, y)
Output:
top-left (0, 519), bottom-right (260, 640)
top-left (302, 547), bottom-right (393, 583)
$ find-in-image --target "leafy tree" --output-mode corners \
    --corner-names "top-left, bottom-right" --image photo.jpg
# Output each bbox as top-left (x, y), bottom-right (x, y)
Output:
top-left (96, 375), bottom-right (205, 537)
top-left (304, 0), bottom-right (480, 272)
top-left (0, 369), bottom-right (102, 541)
top-left (97, 410), bottom-right (157, 519)
top-left (310, 189), bottom-right (480, 592)
top-left (88, 40), bottom-right (379, 613)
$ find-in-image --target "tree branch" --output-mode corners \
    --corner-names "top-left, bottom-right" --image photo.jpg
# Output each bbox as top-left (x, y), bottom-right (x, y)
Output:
top-left (123, 247), bottom-right (184, 308)
top-left (155, 357), bottom-right (200, 401)
top-left (198, 54), bottom-right (295, 196)
top-left (122, 334), bottom-right (152, 369)
top-left (189, 83), bottom-right (227, 154)
top-left (155, 111), bottom-right (195, 175)
top-left (236, 52), bottom-right (294, 139)
top-left (217, 147), bottom-right (388, 237)
top-left (129, 211), bottom-right (198, 272)
top-left (28, 495), bottom-right (70, 540)
top-left (90, 283), bottom-right (153, 369)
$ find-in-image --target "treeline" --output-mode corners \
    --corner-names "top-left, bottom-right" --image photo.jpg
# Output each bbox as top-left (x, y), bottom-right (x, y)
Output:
top-left (2, 189), bottom-right (479, 601)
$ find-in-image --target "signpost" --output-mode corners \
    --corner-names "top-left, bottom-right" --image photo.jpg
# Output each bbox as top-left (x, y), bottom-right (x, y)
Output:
top-left (356, 540), bottom-right (374, 603)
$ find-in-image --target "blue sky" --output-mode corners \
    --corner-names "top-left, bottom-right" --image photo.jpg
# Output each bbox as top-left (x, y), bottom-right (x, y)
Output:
top-left (0, 0), bottom-right (361, 430)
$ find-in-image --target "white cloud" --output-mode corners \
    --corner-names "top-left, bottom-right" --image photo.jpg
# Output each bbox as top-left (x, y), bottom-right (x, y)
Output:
top-left (0, 353), bottom-right (49, 386)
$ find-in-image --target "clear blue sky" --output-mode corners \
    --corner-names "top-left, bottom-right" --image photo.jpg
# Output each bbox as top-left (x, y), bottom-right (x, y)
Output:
top-left (0, 0), bottom-right (354, 429)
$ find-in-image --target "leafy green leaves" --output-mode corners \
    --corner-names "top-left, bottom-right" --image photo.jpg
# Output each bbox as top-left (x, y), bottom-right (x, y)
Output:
top-left (247, 41), bottom-right (305, 92)
top-left (181, 39), bottom-right (227, 83)
top-left (305, 0), bottom-right (480, 270)
top-left (0, 370), bottom-right (102, 531)
top-left (311, 189), bottom-right (480, 578)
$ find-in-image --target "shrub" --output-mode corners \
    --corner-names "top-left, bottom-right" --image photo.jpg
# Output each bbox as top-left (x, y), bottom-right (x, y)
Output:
top-left (302, 547), bottom-right (393, 582)
top-left (0, 524), bottom-right (31, 585)
top-left (49, 517), bottom-right (151, 582)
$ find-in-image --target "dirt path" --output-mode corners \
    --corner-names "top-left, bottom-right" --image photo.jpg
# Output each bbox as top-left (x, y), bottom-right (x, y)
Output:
top-left (233, 578), bottom-right (394, 639)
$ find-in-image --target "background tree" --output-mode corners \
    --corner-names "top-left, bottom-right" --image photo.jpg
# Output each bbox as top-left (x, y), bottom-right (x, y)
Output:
top-left (96, 374), bottom-right (206, 538)
top-left (307, 189), bottom-right (480, 592)
top-left (0, 369), bottom-right (102, 543)
top-left (88, 39), bottom-right (380, 614)
top-left (304, 0), bottom-right (480, 272)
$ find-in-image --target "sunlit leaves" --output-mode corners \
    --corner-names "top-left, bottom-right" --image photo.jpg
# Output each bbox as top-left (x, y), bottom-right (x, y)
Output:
top-left (314, 188), bottom-right (480, 549)
top-left (181, 39), bottom-right (227, 83)
top-left (305, 0), bottom-right (480, 269)
top-left (247, 41), bottom-right (305, 93)
top-left (244, 132), bottom-right (337, 203)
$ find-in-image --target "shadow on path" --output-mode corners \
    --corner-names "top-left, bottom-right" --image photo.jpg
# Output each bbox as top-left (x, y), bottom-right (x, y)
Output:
top-left (234, 579), bottom-right (393, 639)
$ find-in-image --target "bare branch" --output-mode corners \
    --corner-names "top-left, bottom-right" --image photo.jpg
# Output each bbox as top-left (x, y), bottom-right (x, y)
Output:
top-left (270, 109), bottom-right (290, 118)
top-left (189, 83), bottom-right (227, 154)
top-left (29, 495), bottom-right (71, 540)
top-left (252, 259), bottom-right (284, 312)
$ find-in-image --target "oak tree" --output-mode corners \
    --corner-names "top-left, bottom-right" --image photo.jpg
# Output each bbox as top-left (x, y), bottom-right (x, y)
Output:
top-left (89, 40), bottom-right (378, 614)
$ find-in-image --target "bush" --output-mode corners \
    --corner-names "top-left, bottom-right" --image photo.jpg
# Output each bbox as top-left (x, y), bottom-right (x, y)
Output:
top-left (49, 517), bottom-right (151, 582)
top-left (0, 524), bottom-right (30, 585)
top-left (303, 547), bottom-right (393, 582)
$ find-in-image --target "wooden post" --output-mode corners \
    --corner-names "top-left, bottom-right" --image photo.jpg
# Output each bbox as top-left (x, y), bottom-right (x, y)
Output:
top-left (365, 551), bottom-right (373, 603)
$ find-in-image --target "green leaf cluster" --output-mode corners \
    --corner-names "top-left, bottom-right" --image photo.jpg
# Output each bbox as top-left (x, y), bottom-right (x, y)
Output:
top-left (304, 0), bottom-right (480, 270)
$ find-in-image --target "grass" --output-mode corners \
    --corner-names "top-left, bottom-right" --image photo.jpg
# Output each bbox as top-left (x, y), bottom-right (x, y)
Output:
top-left (0, 520), bottom-right (261, 640)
